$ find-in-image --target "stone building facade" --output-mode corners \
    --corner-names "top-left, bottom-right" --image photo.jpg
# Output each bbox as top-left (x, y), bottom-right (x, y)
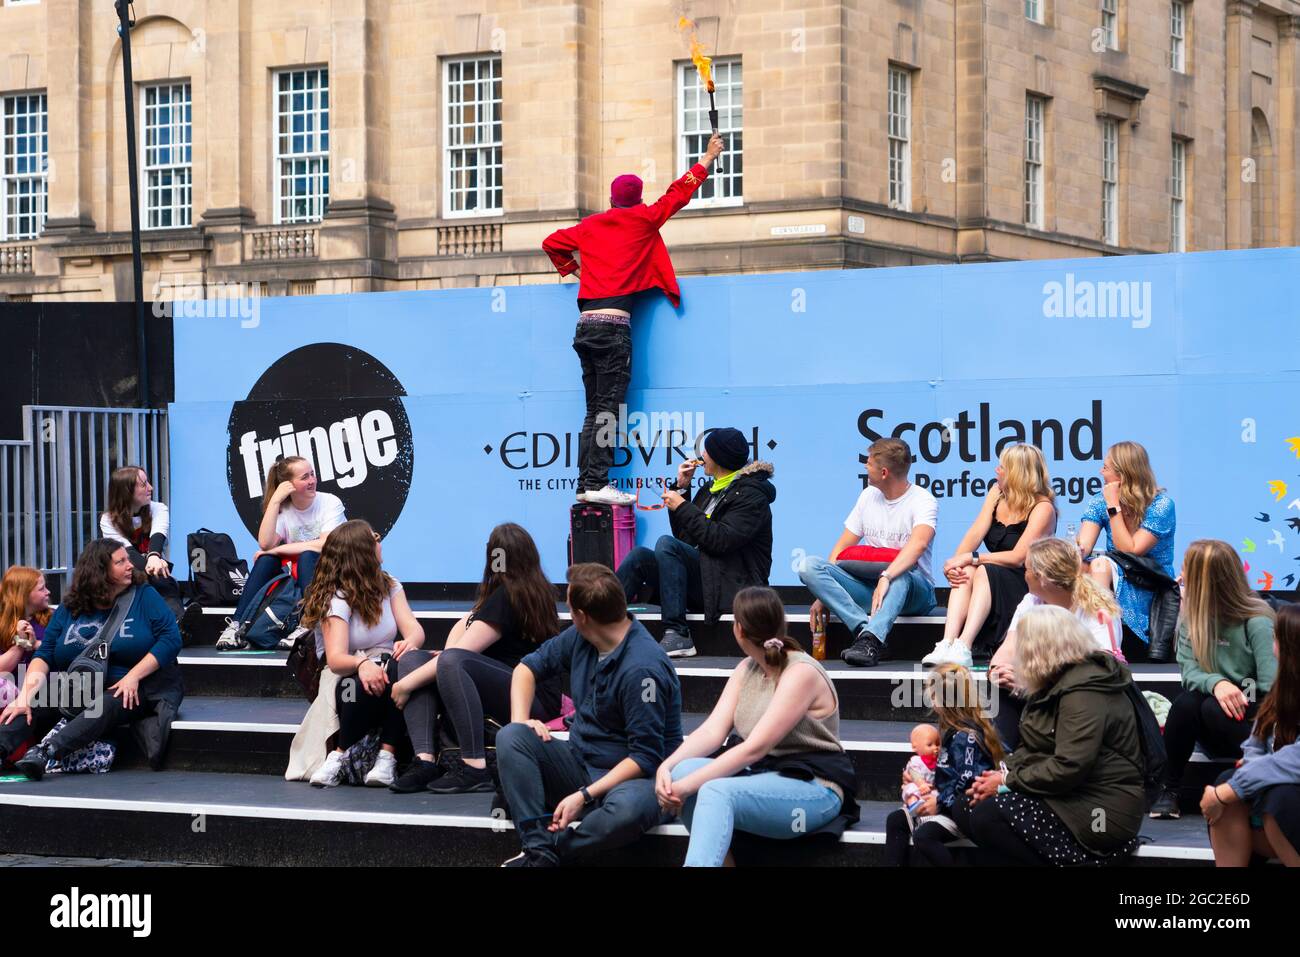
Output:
top-left (0, 0), bottom-right (1296, 302)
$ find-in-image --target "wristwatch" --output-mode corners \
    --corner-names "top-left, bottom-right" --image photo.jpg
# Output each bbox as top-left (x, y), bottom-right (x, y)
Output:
top-left (1107, 505), bottom-right (1120, 517)
top-left (970, 551), bottom-right (981, 566)
top-left (580, 785), bottom-right (595, 807)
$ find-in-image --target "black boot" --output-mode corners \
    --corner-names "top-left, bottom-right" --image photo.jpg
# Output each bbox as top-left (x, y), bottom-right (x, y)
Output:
top-left (14, 744), bottom-right (51, 781)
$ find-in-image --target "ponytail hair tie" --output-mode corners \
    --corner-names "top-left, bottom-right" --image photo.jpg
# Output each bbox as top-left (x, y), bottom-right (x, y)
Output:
top-left (763, 638), bottom-right (784, 651)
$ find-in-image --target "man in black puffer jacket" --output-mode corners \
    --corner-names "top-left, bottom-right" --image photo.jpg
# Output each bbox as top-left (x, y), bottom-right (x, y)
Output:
top-left (616, 427), bottom-right (776, 658)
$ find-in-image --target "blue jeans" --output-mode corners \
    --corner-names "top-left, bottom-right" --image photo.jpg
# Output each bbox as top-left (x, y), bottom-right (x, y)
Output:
top-left (672, 757), bottom-right (842, 867)
top-left (233, 551), bottom-right (319, 621)
top-left (616, 536), bottom-right (702, 636)
top-left (797, 557), bottom-right (935, 643)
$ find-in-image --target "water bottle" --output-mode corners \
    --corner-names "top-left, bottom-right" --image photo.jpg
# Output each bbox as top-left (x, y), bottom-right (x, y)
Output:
top-left (810, 609), bottom-right (826, 661)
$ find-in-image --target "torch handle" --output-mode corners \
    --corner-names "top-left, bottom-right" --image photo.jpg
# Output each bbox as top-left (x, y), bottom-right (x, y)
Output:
top-left (708, 91), bottom-right (722, 173)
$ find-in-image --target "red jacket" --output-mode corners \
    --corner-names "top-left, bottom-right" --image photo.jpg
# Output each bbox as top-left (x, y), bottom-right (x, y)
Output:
top-left (542, 164), bottom-right (709, 308)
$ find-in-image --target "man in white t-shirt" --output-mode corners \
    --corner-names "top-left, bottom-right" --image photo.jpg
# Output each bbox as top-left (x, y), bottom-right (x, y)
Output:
top-left (798, 437), bottom-right (939, 667)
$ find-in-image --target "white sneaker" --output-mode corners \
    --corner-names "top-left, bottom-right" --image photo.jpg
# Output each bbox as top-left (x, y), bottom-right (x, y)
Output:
top-left (310, 750), bottom-right (346, 788)
top-left (278, 625), bottom-right (309, 651)
top-left (582, 484), bottom-right (636, 507)
top-left (921, 638), bottom-right (953, 666)
top-left (215, 618), bottom-right (248, 651)
top-left (364, 750), bottom-right (397, 788)
top-left (939, 642), bottom-right (974, 669)
top-left (575, 490), bottom-right (589, 503)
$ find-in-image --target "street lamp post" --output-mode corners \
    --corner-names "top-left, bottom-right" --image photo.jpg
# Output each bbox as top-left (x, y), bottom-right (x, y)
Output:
top-left (115, 0), bottom-right (150, 408)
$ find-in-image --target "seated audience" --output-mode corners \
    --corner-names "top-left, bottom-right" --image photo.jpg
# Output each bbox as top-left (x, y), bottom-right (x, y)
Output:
top-left (924, 443), bottom-right (1056, 668)
top-left (496, 563), bottom-right (682, 867)
top-left (1077, 440), bottom-right (1176, 661)
top-left (99, 464), bottom-right (183, 619)
top-left (389, 523), bottom-right (564, 794)
top-left (884, 663), bottom-right (1004, 866)
top-left (1151, 539), bottom-right (1276, 819)
top-left (616, 427), bottom-right (775, 659)
top-left (968, 605), bottom-right (1144, 865)
top-left (0, 567), bottom-right (51, 708)
top-left (799, 437), bottom-right (938, 669)
top-left (0, 540), bottom-right (184, 779)
top-left (656, 587), bottom-right (859, 866)
top-left (218, 455), bottom-right (346, 650)
top-left (989, 537), bottom-right (1123, 750)
top-left (1203, 602), bottom-right (1300, 867)
top-left (290, 520), bottom-right (424, 788)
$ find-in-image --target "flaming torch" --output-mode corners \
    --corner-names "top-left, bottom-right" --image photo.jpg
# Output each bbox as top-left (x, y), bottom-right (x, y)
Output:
top-left (678, 17), bottom-right (721, 169)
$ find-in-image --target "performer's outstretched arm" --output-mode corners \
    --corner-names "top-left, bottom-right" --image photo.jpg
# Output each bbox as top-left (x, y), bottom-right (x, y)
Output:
top-left (646, 132), bottom-right (725, 228)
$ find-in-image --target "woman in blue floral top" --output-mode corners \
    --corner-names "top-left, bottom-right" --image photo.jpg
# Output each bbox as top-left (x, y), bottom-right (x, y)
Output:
top-left (1077, 441), bottom-right (1176, 657)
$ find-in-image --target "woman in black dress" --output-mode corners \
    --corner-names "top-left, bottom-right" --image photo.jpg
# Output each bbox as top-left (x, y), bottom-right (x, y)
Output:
top-left (923, 443), bottom-right (1056, 668)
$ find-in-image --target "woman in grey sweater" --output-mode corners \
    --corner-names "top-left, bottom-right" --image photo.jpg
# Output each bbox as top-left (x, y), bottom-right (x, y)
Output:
top-left (1203, 602), bottom-right (1300, 866)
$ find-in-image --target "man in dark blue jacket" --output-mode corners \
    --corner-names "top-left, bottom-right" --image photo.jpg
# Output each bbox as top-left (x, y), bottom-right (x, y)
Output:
top-left (497, 562), bottom-right (683, 867)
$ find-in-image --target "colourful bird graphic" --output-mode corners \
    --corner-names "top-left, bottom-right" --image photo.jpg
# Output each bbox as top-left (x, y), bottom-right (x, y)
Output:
top-left (1286, 574), bottom-right (1297, 588)
top-left (1289, 518), bottom-right (1300, 533)
top-left (1288, 437), bottom-right (1300, 458)
top-left (1255, 512), bottom-right (1271, 522)
top-left (1242, 538), bottom-right (1256, 553)
top-left (1270, 480), bottom-right (1289, 502)
top-left (1290, 499), bottom-right (1300, 513)
top-left (1270, 530), bottom-right (1286, 552)
top-left (1258, 572), bottom-right (1274, 590)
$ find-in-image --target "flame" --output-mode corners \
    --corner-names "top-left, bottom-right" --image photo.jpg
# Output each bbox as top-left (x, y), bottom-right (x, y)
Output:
top-left (677, 16), bottom-right (714, 92)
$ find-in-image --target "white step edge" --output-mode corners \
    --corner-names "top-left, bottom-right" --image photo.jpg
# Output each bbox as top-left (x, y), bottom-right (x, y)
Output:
top-left (198, 607), bottom-right (946, 626)
top-left (0, 790), bottom-right (1212, 859)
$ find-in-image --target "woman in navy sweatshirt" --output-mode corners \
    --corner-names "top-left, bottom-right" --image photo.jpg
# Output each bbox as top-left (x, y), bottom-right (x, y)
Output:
top-left (0, 538), bottom-right (184, 779)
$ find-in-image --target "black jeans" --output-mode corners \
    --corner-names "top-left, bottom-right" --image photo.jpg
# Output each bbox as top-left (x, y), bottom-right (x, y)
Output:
top-left (616, 536), bottom-right (703, 636)
top-left (0, 668), bottom-right (173, 761)
top-left (397, 648), bottom-right (551, 760)
top-left (573, 320), bottom-right (632, 492)
top-left (495, 722), bottom-right (665, 864)
top-left (884, 796), bottom-right (975, 866)
top-left (336, 668), bottom-right (407, 751)
top-left (1164, 689), bottom-right (1257, 787)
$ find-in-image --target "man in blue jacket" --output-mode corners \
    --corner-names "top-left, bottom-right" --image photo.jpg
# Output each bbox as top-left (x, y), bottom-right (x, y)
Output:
top-left (497, 562), bottom-right (683, 867)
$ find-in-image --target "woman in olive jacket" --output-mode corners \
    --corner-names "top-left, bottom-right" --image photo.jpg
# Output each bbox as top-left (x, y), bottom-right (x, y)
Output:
top-left (967, 605), bottom-right (1146, 865)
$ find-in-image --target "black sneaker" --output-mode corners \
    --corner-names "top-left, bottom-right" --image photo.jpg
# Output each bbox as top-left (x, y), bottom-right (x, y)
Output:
top-left (389, 758), bottom-right (443, 794)
top-left (659, 629), bottom-right (697, 658)
top-left (14, 744), bottom-right (50, 781)
top-left (1148, 787), bottom-right (1181, 819)
top-left (842, 631), bottom-right (885, 668)
top-left (427, 760), bottom-right (495, 795)
top-left (501, 849), bottom-right (558, 868)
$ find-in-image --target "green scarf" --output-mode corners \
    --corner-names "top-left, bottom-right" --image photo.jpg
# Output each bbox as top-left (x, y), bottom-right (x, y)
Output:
top-left (709, 470), bottom-right (740, 495)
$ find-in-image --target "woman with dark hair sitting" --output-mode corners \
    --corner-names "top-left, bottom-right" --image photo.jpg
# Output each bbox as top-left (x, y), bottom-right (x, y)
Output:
top-left (289, 520), bottom-right (424, 788)
top-left (389, 522), bottom-right (564, 794)
top-left (0, 539), bottom-right (184, 779)
top-left (99, 465), bottom-right (184, 620)
top-left (655, 586), bottom-right (858, 866)
top-left (1202, 601), bottom-right (1300, 866)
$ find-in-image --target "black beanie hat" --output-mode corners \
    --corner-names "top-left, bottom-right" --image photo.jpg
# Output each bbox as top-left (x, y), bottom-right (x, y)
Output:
top-left (704, 428), bottom-right (750, 472)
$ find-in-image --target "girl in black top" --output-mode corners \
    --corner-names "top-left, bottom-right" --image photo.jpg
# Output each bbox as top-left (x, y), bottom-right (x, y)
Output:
top-left (389, 523), bottom-right (563, 794)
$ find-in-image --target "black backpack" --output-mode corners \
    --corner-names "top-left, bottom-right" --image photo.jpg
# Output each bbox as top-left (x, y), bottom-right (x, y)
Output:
top-left (1122, 682), bottom-right (1169, 811)
top-left (186, 528), bottom-right (249, 607)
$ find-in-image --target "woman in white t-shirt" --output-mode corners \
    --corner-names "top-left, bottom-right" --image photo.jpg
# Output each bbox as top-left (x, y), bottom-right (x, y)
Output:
top-left (99, 464), bottom-right (184, 619)
top-left (217, 455), bottom-right (346, 649)
top-left (297, 520), bottom-right (425, 788)
top-left (988, 536), bottom-right (1123, 750)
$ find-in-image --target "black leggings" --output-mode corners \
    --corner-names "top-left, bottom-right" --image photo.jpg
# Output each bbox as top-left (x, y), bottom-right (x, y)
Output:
top-left (991, 682), bottom-right (1025, 753)
top-left (398, 648), bottom-right (551, 760)
top-left (968, 798), bottom-right (1053, 866)
top-left (335, 672), bottom-right (407, 751)
top-left (884, 797), bottom-right (975, 866)
top-left (1164, 689), bottom-right (1257, 787)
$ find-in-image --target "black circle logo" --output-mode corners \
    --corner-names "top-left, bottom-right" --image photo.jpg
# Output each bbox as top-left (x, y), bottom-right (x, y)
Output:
top-left (226, 344), bottom-right (415, 539)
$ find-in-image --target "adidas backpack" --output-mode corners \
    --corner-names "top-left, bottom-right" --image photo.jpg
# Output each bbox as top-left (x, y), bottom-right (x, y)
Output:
top-left (186, 529), bottom-right (250, 607)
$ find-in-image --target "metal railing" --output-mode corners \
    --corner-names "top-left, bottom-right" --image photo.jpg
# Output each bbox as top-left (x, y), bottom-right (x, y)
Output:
top-left (0, 406), bottom-right (169, 588)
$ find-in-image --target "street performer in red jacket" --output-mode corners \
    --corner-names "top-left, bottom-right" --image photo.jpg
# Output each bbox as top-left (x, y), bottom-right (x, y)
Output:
top-left (543, 132), bottom-right (725, 506)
